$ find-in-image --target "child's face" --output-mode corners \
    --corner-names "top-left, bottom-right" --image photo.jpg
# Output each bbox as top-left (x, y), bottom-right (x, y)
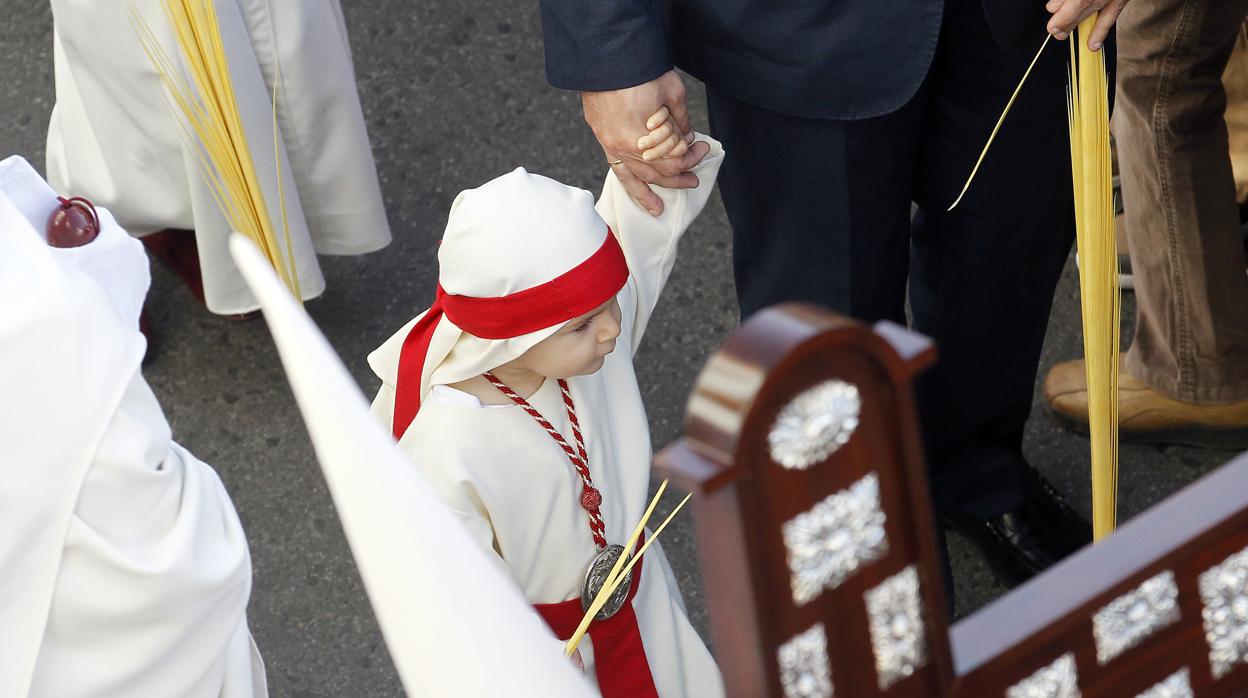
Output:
top-left (511, 297), bottom-right (622, 379)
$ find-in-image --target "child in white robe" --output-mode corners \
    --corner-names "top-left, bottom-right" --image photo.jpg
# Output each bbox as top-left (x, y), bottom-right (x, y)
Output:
top-left (367, 126), bottom-right (725, 697)
top-left (0, 156), bottom-right (265, 697)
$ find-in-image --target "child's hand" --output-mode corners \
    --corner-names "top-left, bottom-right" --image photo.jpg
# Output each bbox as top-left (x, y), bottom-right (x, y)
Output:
top-left (570, 647), bottom-right (585, 672)
top-left (636, 106), bottom-right (694, 162)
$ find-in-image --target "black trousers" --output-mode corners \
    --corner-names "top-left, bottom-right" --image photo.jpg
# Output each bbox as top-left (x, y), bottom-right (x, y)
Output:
top-left (706, 0), bottom-right (1084, 519)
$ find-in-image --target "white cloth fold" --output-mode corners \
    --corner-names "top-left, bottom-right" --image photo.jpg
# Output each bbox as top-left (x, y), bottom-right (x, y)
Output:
top-left (0, 155), bottom-right (264, 697)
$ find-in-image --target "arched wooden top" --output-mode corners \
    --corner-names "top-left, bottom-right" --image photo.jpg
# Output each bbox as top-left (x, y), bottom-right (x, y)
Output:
top-left (667, 303), bottom-right (936, 493)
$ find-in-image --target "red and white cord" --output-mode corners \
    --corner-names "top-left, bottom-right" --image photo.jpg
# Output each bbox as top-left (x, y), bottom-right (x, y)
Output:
top-left (482, 372), bottom-right (607, 549)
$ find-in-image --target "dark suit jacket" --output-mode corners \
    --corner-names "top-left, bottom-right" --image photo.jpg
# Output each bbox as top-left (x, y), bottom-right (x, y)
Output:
top-left (541, 0), bottom-right (1052, 120)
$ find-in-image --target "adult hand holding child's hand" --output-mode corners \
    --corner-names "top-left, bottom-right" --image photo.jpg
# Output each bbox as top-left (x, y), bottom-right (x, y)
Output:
top-left (581, 70), bottom-right (707, 216)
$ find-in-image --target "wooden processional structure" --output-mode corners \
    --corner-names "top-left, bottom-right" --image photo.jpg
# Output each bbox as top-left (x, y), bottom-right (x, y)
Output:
top-left (657, 304), bottom-right (1248, 698)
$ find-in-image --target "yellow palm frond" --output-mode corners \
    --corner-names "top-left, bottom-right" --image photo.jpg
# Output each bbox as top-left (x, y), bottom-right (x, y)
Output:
top-left (1068, 16), bottom-right (1120, 540)
top-left (132, 0), bottom-right (300, 300)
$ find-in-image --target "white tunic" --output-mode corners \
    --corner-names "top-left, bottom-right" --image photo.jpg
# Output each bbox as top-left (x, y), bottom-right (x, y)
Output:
top-left (27, 376), bottom-right (267, 698)
top-left (45, 0), bottom-right (392, 315)
top-left (0, 156), bottom-right (265, 697)
top-left (370, 141), bottom-right (726, 697)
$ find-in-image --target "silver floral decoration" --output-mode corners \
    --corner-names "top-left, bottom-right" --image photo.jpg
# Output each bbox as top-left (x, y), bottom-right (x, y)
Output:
top-left (1135, 668), bottom-right (1192, 698)
top-left (865, 565), bottom-right (927, 690)
top-left (768, 380), bottom-right (861, 469)
top-left (1093, 570), bottom-right (1180, 664)
top-left (783, 473), bottom-right (888, 605)
top-left (1006, 653), bottom-right (1081, 698)
top-left (778, 623), bottom-right (834, 698)
top-left (1200, 545), bottom-right (1248, 679)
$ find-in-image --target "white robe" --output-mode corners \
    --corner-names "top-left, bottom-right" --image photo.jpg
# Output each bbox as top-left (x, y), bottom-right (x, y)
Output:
top-left (369, 142), bottom-right (727, 697)
top-left (0, 156), bottom-right (265, 697)
top-left (45, 0), bottom-right (392, 315)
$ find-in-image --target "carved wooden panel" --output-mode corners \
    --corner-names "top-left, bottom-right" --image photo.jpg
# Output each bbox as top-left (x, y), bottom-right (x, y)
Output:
top-left (656, 304), bottom-right (1248, 698)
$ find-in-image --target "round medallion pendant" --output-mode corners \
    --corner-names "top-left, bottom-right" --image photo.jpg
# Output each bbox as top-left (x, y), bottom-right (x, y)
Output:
top-left (581, 544), bottom-right (633, 621)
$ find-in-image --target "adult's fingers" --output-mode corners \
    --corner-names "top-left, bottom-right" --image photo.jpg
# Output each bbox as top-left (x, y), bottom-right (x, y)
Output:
top-left (625, 156), bottom-right (701, 188)
top-left (1086, 0), bottom-right (1128, 50)
top-left (613, 161), bottom-right (666, 215)
top-left (668, 97), bottom-right (692, 138)
top-left (581, 80), bottom-right (668, 157)
top-left (678, 139), bottom-right (711, 170)
top-left (643, 139), bottom-right (705, 174)
top-left (1048, 0), bottom-right (1102, 39)
top-left (646, 154), bottom-right (695, 178)
top-left (653, 70), bottom-right (692, 137)
top-left (615, 140), bottom-right (711, 215)
top-left (634, 139), bottom-right (710, 179)
top-left (641, 169), bottom-right (702, 190)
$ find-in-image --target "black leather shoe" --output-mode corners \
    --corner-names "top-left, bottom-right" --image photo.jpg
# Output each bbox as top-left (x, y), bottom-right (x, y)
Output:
top-left (1021, 466), bottom-right (1092, 558)
top-left (942, 508), bottom-right (1058, 585)
top-left (941, 468), bottom-right (1092, 586)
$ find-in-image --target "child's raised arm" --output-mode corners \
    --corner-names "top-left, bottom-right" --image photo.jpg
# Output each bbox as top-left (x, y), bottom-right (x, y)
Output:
top-left (595, 133), bottom-right (725, 354)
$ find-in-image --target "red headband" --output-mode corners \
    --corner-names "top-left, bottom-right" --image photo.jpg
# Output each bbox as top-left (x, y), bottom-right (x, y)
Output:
top-left (392, 229), bottom-right (628, 438)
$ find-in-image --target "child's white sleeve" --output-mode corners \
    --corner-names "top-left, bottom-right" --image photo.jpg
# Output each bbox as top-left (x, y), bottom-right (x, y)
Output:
top-left (423, 478), bottom-right (570, 655)
top-left (594, 134), bottom-right (725, 353)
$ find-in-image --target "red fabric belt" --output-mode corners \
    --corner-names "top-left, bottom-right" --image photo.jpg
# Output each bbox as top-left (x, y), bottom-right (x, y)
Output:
top-left (534, 535), bottom-right (658, 698)
top-left (391, 230), bottom-right (628, 439)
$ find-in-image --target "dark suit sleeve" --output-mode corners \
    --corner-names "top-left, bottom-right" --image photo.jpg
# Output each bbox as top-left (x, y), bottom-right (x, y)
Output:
top-left (540, 0), bottom-right (672, 91)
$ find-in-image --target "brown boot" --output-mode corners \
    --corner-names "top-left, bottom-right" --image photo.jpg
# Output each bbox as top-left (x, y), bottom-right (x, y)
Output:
top-left (1043, 356), bottom-right (1248, 450)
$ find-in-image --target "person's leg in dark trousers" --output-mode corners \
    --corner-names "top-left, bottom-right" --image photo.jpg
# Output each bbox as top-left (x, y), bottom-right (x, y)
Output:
top-left (705, 85), bottom-right (964, 607)
top-left (705, 89), bottom-right (924, 325)
top-left (704, 0), bottom-right (1093, 596)
top-left (911, 0), bottom-right (1090, 576)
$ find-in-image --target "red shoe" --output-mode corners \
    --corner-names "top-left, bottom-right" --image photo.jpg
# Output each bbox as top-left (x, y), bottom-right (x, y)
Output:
top-left (141, 229), bottom-right (205, 304)
top-left (141, 229), bottom-right (258, 321)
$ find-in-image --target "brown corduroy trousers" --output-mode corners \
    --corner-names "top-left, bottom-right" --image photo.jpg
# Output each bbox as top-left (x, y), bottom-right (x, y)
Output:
top-left (1117, 0), bottom-right (1248, 403)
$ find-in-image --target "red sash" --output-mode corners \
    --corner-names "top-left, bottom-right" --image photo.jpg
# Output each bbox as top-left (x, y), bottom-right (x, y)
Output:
top-left (534, 536), bottom-right (658, 698)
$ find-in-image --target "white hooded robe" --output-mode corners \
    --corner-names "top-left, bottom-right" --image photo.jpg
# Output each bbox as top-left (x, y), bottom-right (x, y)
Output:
top-left (368, 138), bottom-right (727, 697)
top-left (0, 155), bottom-right (265, 697)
